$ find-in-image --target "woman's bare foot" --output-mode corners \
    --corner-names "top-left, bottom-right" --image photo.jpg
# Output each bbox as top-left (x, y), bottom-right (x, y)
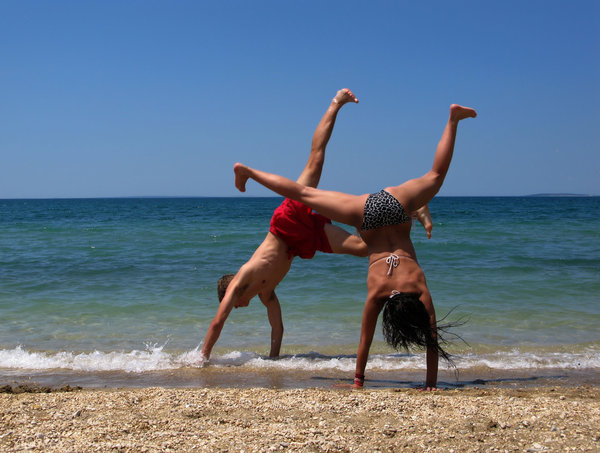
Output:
top-left (450, 104), bottom-right (477, 122)
top-left (332, 88), bottom-right (359, 106)
top-left (233, 163), bottom-right (250, 192)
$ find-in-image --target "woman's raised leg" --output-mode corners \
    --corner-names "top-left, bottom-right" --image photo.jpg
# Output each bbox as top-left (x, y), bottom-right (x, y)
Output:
top-left (393, 104), bottom-right (477, 213)
top-left (234, 163), bottom-right (365, 228)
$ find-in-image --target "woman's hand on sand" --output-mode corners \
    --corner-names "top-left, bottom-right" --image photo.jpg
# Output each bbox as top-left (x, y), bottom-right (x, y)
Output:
top-left (332, 382), bottom-right (364, 390)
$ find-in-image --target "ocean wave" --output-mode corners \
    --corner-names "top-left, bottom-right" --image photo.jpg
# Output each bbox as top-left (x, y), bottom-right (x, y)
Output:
top-left (1, 345), bottom-right (599, 373)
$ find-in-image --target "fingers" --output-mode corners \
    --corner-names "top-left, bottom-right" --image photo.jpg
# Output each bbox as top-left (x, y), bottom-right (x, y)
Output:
top-left (331, 382), bottom-right (365, 390)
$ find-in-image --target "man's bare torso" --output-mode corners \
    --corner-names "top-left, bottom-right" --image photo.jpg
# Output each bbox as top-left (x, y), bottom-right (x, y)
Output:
top-left (230, 232), bottom-right (293, 307)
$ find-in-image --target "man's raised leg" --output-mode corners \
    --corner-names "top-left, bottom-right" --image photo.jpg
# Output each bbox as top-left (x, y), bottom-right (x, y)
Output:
top-left (296, 88), bottom-right (359, 188)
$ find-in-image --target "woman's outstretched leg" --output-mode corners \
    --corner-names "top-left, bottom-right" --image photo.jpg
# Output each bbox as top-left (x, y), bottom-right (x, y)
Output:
top-left (394, 104), bottom-right (477, 213)
top-left (234, 163), bottom-right (365, 228)
top-left (431, 104), bottom-right (477, 182)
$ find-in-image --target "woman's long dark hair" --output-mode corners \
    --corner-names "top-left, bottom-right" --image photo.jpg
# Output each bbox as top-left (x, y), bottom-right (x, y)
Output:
top-left (382, 292), bottom-right (463, 364)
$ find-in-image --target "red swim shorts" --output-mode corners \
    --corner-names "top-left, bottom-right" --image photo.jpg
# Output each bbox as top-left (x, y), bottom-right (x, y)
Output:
top-left (269, 198), bottom-right (333, 259)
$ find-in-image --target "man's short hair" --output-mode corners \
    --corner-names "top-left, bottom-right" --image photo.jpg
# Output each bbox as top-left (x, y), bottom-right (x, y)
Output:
top-left (217, 274), bottom-right (236, 302)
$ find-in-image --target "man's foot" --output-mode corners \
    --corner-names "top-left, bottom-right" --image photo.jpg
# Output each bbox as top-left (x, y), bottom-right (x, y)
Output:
top-left (234, 162), bottom-right (250, 192)
top-left (332, 88), bottom-right (359, 106)
top-left (450, 104), bottom-right (477, 122)
top-left (413, 204), bottom-right (433, 239)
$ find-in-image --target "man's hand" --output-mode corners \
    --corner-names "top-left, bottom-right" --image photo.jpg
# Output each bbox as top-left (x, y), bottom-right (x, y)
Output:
top-left (417, 386), bottom-right (439, 392)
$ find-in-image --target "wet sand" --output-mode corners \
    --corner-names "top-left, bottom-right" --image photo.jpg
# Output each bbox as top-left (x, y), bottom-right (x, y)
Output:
top-left (2, 365), bottom-right (599, 390)
top-left (1, 385), bottom-right (599, 452)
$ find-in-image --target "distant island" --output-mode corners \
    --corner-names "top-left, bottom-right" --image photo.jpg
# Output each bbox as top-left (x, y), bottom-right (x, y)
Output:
top-left (524, 193), bottom-right (595, 197)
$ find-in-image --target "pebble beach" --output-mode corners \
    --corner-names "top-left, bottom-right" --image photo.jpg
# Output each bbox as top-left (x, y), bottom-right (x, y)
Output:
top-left (1, 385), bottom-right (598, 452)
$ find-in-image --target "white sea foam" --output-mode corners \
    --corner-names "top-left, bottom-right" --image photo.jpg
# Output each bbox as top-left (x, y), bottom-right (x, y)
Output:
top-left (1, 345), bottom-right (599, 373)
top-left (0, 345), bottom-right (174, 373)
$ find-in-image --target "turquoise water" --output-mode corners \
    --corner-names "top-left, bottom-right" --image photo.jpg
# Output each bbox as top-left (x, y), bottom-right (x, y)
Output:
top-left (0, 197), bottom-right (599, 384)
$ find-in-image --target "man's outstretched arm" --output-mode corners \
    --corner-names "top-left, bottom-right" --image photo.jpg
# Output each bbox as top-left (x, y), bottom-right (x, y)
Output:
top-left (260, 291), bottom-right (284, 357)
top-left (201, 295), bottom-right (235, 360)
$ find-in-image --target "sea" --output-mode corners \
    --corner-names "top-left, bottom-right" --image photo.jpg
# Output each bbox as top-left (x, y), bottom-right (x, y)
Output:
top-left (1, 196), bottom-right (598, 389)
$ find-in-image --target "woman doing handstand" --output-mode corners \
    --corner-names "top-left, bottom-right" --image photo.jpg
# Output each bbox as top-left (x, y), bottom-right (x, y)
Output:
top-left (233, 103), bottom-right (477, 390)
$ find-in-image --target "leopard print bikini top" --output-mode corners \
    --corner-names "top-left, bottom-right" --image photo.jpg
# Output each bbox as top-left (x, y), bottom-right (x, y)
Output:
top-left (361, 190), bottom-right (410, 231)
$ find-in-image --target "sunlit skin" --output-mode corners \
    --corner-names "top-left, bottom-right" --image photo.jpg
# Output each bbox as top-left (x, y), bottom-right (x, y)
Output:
top-left (201, 89), bottom-right (371, 361)
top-left (233, 104), bottom-right (477, 390)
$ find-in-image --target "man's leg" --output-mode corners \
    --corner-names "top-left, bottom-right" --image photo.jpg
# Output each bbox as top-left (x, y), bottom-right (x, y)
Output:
top-left (324, 223), bottom-right (368, 257)
top-left (412, 204), bottom-right (433, 239)
top-left (296, 88), bottom-right (359, 188)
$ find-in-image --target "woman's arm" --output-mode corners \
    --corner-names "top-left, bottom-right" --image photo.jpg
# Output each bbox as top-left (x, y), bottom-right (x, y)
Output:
top-left (420, 289), bottom-right (439, 390)
top-left (353, 297), bottom-right (385, 388)
top-left (425, 344), bottom-right (439, 390)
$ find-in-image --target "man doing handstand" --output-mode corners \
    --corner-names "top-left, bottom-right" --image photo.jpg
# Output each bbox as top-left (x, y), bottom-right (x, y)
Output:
top-left (201, 89), bottom-right (432, 360)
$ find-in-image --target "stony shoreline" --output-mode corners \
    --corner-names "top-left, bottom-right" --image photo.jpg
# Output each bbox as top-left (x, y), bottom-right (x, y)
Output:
top-left (1, 386), bottom-right (599, 452)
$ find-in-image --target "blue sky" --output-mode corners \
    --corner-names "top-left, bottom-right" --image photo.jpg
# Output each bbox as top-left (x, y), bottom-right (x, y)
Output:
top-left (1, 1), bottom-right (598, 198)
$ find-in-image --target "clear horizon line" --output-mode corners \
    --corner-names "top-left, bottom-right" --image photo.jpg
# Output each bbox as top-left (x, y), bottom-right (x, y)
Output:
top-left (1, 193), bottom-right (597, 201)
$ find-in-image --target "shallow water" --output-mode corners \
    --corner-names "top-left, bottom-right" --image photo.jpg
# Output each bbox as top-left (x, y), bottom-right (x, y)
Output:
top-left (1, 196), bottom-right (599, 387)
